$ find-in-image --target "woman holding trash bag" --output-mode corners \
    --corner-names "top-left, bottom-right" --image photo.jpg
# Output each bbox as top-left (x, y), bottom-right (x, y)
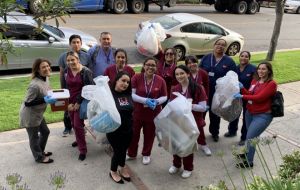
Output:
top-left (20, 58), bottom-right (56, 164)
top-left (155, 45), bottom-right (178, 105)
top-left (184, 55), bottom-right (211, 156)
top-left (168, 65), bottom-right (207, 178)
top-left (104, 48), bottom-right (135, 87)
top-left (200, 38), bottom-right (237, 142)
top-left (224, 51), bottom-right (256, 146)
top-left (233, 61), bottom-right (277, 168)
top-left (62, 51), bottom-right (94, 161)
top-left (127, 57), bottom-right (167, 165)
top-left (106, 71), bottom-right (134, 184)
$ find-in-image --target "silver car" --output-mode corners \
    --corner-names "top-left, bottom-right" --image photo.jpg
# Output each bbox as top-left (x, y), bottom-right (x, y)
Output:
top-left (0, 12), bottom-right (97, 70)
top-left (284, 0), bottom-right (300, 13)
top-left (135, 13), bottom-right (244, 60)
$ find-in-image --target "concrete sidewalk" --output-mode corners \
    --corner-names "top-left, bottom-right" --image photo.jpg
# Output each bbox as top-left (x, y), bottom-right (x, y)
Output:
top-left (0, 81), bottom-right (299, 190)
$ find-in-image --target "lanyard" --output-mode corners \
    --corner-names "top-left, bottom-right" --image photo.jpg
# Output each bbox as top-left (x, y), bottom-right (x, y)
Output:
top-left (210, 54), bottom-right (224, 68)
top-left (104, 48), bottom-right (112, 64)
top-left (144, 74), bottom-right (155, 98)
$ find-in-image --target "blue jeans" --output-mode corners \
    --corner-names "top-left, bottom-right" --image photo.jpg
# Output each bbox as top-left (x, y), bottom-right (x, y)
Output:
top-left (245, 111), bottom-right (273, 164)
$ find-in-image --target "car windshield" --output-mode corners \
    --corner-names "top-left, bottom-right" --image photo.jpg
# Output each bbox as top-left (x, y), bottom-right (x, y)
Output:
top-left (43, 24), bottom-right (65, 38)
top-left (150, 16), bottom-right (181, 30)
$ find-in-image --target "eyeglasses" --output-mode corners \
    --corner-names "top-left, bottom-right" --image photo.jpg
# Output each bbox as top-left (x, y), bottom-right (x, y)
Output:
top-left (165, 52), bottom-right (174, 56)
top-left (144, 64), bottom-right (156, 67)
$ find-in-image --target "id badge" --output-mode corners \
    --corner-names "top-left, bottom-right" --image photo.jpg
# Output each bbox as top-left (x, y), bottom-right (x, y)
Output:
top-left (248, 100), bottom-right (253, 104)
top-left (208, 72), bottom-right (215, 77)
top-left (144, 105), bottom-right (148, 108)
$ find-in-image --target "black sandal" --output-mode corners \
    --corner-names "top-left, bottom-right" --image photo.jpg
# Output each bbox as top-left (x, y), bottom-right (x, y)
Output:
top-left (43, 152), bottom-right (53, 157)
top-left (37, 158), bottom-right (54, 164)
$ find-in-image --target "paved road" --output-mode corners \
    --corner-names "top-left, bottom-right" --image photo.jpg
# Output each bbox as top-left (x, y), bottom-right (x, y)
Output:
top-left (46, 5), bottom-right (300, 64)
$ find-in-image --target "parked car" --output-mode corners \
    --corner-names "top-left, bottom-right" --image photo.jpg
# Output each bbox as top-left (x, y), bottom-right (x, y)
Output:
top-left (284, 0), bottom-right (300, 13)
top-left (0, 12), bottom-right (97, 70)
top-left (134, 13), bottom-right (244, 61)
top-left (16, 0), bottom-right (105, 14)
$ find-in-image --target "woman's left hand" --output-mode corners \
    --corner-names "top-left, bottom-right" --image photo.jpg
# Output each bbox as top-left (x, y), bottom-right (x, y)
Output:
top-left (74, 103), bottom-right (80, 111)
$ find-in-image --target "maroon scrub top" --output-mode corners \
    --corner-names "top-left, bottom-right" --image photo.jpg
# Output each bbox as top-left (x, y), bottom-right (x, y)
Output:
top-left (104, 64), bottom-right (135, 86)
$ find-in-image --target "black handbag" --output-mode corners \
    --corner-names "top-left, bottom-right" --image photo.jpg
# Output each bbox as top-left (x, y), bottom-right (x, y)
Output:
top-left (271, 91), bottom-right (284, 117)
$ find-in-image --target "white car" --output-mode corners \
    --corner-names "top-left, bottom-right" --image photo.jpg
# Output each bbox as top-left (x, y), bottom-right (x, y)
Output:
top-left (0, 12), bottom-right (97, 70)
top-left (135, 13), bottom-right (244, 60)
top-left (284, 0), bottom-right (300, 13)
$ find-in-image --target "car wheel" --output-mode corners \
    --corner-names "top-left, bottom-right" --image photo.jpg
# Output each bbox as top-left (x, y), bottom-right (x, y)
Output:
top-left (214, 0), bottom-right (226, 12)
top-left (226, 42), bottom-right (240, 56)
top-left (234, 1), bottom-right (247, 14)
top-left (128, 0), bottom-right (145, 14)
top-left (174, 46), bottom-right (185, 61)
top-left (29, 0), bottom-right (44, 14)
top-left (297, 7), bottom-right (300, 14)
top-left (246, 1), bottom-right (259, 14)
top-left (113, 0), bottom-right (127, 14)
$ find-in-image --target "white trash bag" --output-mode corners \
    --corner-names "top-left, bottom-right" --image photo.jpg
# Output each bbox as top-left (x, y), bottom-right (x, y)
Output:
top-left (81, 76), bottom-right (121, 133)
top-left (137, 23), bottom-right (166, 57)
top-left (154, 92), bottom-right (199, 157)
top-left (211, 71), bottom-right (242, 122)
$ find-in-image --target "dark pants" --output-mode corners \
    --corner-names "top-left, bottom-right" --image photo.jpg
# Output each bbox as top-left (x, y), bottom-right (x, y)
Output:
top-left (227, 101), bottom-right (247, 141)
top-left (127, 118), bottom-right (156, 157)
top-left (208, 110), bottom-right (221, 137)
top-left (64, 111), bottom-right (72, 131)
top-left (26, 119), bottom-right (50, 162)
top-left (69, 110), bottom-right (87, 155)
top-left (173, 154), bottom-right (194, 171)
top-left (107, 131), bottom-right (132, 172)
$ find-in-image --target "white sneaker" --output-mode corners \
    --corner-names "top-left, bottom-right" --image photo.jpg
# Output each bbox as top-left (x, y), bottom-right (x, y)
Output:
top-left (200, 145), bottom-right (212, 156)
top-left (181, 170), bottom-right (192, 178)
top-left (142, 156), bottom-right (151, 165)
top-left (126, 155), bottom-right (136, 161)
top-left (168, 166), bottom-right (179, 174)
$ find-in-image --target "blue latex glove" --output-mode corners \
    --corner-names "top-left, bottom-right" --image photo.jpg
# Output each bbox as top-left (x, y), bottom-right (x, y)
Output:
top-left (150, 99), bottom-right (158, 110)
top-left (145, 98), bottom-right (155, 109)
top-left (44, 95), bottom-right (57, 104)
top-left (233, 93), bottom-right (243, 99)
top-left (205, 105), bottom-right (210, 112)
top-left (239, 82), bottom-right (244, 89)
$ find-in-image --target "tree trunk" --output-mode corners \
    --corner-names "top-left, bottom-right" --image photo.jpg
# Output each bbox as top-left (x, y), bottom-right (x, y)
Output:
top-left (266, 0), bottom-right (285, 61)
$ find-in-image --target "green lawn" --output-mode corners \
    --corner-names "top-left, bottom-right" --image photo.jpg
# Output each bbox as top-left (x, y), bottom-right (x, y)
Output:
top-left (1, 50), bottom-right (299, 132)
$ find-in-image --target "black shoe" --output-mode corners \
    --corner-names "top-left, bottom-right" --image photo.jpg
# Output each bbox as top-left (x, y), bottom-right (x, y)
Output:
top-left (236, 161), bottom-right (253, 168)
top-left (224, 132), bottom-right (237, 138)
top-left (212, 135), bottom-right (219, 142)
top-left (238, 140), bottom-right (246, 146)
top-left (109, 172), bottom-right (124, 184)
top-left (78, 154), bottom-right (86, 161)
top-left (119, 171), bottom-right (131, 182)
top-left (236, 153), bottom-right (247, 159)
top-left (71, 141), bottom-right (78, 147)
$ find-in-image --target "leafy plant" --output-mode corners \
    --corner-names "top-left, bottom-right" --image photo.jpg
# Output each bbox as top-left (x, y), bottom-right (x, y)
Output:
top-left (278, 151), bottom-right (300, 183)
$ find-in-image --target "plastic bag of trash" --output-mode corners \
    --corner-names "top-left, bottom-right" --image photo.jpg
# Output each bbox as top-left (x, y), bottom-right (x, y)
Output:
top-left (211, 71), bottom-right (242, 122)
top-left (137, 23), bottom-right (166, 56)
top-left (82, 76), bottom-right (121, 133)
top-left (154, 92), bottom-right (199, 157)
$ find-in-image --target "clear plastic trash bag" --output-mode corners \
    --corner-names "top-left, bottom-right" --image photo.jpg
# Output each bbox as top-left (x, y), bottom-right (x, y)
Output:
top-left (154, 92), bottom-right (199, 157)
top-left (137, 23), bottom-right (166, 57)
top-left (81, 76), bottom-right (121, 133)
top-left (211, 71), bottom-right (242, 122)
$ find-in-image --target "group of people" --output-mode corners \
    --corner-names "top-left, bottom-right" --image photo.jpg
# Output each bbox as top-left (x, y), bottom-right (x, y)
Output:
top-left (19, 32), bottom-right (277, 183)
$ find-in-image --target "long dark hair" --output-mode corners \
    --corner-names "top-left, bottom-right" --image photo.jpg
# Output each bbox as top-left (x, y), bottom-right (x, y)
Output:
top-left (31, 58), bottom-right (51, 79)
top-left (173, 65), bottom-right (198, 100)
top-left (111, 71), bottom-right (132, 95)
top-left (253, 61), bottom-right (273, 82)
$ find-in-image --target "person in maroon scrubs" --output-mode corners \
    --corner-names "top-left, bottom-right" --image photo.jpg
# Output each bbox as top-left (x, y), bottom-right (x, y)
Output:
top-left (168, 65), bottom-right (207, 178)
top-left (62, 51), bottom-right (94, 161)
top-left (155, 46), bottom-right (178, 105)
top-left (104, 48), bottom-right (135, 87)
top-left (185, 55), bottom-right (211, 156)
top-left (127, 57), bottom-right (167, 165)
